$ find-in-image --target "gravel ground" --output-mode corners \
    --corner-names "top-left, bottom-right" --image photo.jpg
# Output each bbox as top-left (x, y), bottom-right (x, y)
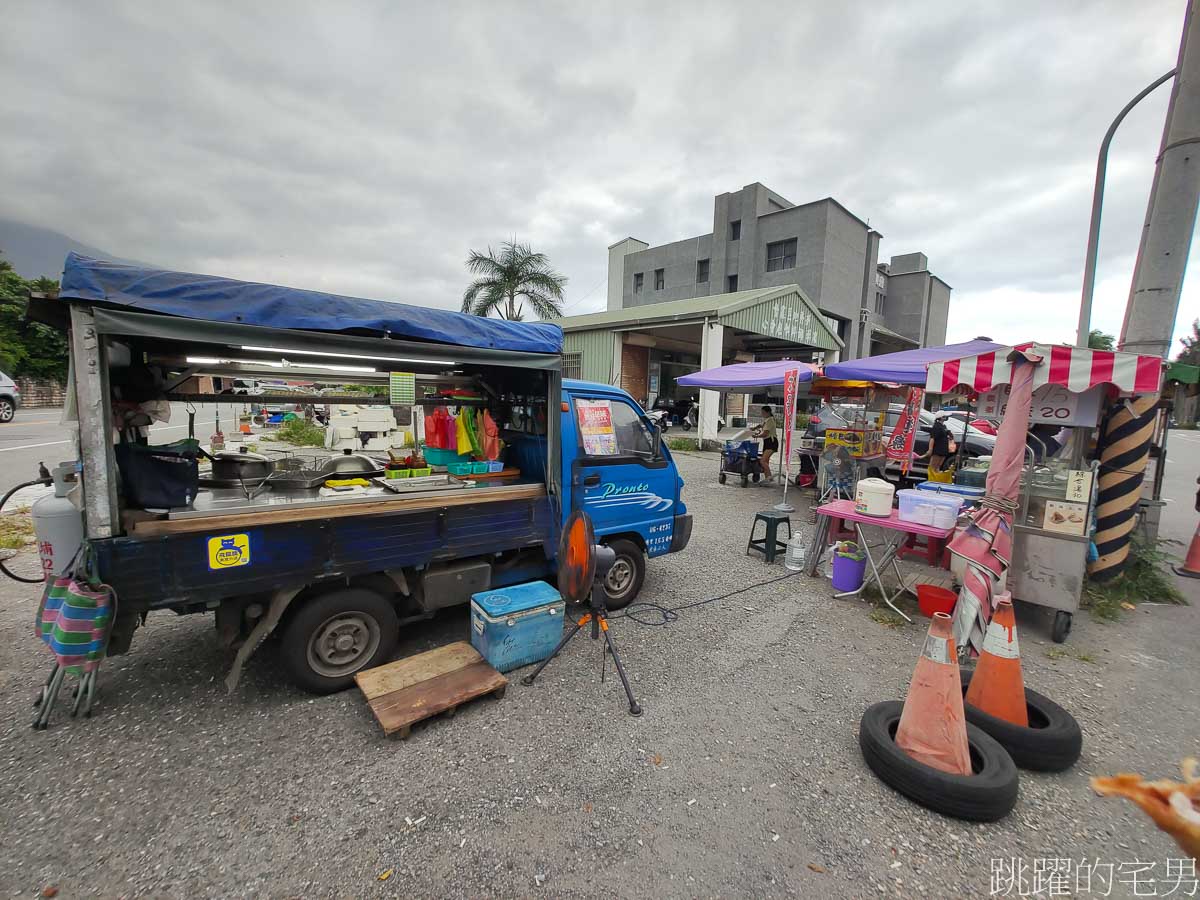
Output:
top-left (1, 449), bottom-right (1197, 898)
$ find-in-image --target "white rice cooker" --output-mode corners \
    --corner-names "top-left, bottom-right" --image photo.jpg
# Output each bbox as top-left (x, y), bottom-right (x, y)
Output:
top-left (854, 477), bottom-right (895, 517)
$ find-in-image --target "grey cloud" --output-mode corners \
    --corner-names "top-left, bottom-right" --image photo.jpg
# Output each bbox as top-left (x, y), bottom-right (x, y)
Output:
top-left (0, 0), bottom-right (1192, 351)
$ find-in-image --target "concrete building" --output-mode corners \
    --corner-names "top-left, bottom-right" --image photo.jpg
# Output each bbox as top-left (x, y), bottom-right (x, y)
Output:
top-left (607, 183), bottom-right (951, 360)
top-left (559, 285), bottom-right (842, 441)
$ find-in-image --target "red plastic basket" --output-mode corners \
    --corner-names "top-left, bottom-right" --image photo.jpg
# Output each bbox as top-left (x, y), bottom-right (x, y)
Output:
top-left (916, 584), bottom-right (958, 618)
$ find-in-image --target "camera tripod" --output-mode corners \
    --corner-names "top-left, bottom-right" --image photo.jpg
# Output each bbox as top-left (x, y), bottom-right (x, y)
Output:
top-left (522, 545), bottom-right (642, 717)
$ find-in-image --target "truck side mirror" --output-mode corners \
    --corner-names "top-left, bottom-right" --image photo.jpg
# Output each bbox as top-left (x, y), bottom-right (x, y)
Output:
top-left (650, 421), bottom-right (663, 459)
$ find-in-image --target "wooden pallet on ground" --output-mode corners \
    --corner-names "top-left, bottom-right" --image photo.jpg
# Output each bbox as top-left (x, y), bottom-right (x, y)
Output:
top-left (354, 641), bottom-right (507, 738)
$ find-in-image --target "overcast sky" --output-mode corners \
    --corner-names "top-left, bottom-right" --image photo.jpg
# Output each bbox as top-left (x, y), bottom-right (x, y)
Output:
top-left (1, 1), bottom-right (1195, 355)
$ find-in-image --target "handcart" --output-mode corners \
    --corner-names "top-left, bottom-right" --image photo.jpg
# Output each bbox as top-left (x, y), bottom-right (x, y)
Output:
top-left (718, 438), bottom-right (762, 487)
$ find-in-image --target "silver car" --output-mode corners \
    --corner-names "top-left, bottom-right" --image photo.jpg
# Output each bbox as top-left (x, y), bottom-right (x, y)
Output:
top-left (0, 371), bottom-right (20, 423)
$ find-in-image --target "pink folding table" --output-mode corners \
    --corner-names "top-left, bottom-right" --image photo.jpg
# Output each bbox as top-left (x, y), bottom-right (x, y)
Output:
top-left (805, 498), bottom-right (956, 623)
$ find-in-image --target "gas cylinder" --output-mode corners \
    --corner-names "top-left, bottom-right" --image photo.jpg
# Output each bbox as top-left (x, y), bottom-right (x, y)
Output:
top-left (31, 463), bottom-right (83, 578)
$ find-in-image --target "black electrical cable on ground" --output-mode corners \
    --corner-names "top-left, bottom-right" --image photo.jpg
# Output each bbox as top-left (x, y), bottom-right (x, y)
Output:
top-left (0, 477), bottom-right (52, 584)
top-left (611, 569), bottom-right (801, 627)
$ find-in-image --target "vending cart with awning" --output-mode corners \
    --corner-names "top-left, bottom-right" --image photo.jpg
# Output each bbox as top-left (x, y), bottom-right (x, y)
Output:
top-left (924, 342), bottom-right (1164, 644)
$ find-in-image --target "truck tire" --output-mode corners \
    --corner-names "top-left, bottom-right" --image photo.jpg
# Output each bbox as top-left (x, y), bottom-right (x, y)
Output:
top-left (280, 588), bottom-right (399, 694)
top-left (603, 539), bottom-right (645, 611)
top-left (859, 700), bottom-right (1018, 822)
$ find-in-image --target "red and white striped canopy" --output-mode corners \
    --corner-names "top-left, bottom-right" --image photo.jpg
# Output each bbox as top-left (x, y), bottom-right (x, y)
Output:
top-left (925, 342), bottom-right (1164, 395)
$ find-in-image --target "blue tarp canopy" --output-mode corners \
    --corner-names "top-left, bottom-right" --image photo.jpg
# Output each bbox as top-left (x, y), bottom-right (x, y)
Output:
top-left (823, 339), bottom-right (1006, 385)
top-left (57, 253), bottom-right (563, 355)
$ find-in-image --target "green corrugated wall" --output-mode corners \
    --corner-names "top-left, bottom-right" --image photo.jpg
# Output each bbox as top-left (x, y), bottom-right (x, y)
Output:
top-left (562, 330), bottom-right (616, 384)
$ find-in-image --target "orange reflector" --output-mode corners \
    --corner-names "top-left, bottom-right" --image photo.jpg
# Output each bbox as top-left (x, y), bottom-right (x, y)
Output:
top-left (562, 401), bottom-right (570, 412)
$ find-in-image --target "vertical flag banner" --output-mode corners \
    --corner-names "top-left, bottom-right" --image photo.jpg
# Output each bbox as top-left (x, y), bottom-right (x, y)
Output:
top-left (887, 387), bottom-right (924, 475)
top-left (782, 367), bottom-right (800, 483)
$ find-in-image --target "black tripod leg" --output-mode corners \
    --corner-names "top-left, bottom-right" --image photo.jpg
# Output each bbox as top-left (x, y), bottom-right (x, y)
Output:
top-left (601, 623), bottom-right (642, 717)
top-left (522, 616), bottom-right (587, 686)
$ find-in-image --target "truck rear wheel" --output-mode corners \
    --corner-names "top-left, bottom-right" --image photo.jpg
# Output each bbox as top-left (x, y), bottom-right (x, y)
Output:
top-left (280, 588), bottom-right (399, 694)
top-left (603, 539), bottom-right (645, 611)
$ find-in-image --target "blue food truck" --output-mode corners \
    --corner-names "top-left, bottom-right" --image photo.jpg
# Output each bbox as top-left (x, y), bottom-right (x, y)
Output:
top-left (32, 255), bottom-right (691, 693)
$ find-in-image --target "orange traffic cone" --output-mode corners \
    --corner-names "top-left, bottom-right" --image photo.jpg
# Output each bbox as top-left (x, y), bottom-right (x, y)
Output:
top-left (895, 611), bottom-right (972, 775)
top-left (964, 594), bottom-right (1028, 727)
top-left (1174, 521), bottom-right (1200, 579)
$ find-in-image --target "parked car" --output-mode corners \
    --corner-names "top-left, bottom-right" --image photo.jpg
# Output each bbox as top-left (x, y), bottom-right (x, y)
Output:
top-left (944, 411), bottom-right (998, 435)
top-left (883, 405), bottom-right (996, 481)
top-left (0, 371), bottom-right (20, 423)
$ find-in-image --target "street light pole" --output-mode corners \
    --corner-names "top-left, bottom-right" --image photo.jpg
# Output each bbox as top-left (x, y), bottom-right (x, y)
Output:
top-left (1121, 0), bottom-right (1200, 357)
top-left (1075, 68), bottom-right (1177, 348)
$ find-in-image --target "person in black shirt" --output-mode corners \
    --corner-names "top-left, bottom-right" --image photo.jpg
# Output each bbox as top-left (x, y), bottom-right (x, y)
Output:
top-left (922, 415), bottom-right (953, 473)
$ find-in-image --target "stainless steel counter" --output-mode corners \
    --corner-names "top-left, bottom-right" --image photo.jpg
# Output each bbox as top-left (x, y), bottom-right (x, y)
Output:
top-left (170, 480), bottom-right (479, 520)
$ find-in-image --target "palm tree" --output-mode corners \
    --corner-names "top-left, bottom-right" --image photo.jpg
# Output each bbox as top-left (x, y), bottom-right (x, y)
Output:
top-left (461, 241), bottom-right (567, 320)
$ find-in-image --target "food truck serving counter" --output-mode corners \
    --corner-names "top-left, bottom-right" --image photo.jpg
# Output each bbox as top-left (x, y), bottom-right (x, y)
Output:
top-left (30, 254), bottom-right (691, 694)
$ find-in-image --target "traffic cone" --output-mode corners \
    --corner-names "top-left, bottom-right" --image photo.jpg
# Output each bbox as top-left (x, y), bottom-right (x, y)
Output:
top-left (1174, 522), bottom-right (1200, 579)
top-left (964, 594), bottom-right (1028, 727)
top-left (240, 423), bottom-right (252, 434)
top-left (895, 611), bottom-right (972, 775)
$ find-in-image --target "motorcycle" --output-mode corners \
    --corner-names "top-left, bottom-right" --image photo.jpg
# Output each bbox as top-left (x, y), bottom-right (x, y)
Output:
top-left (679, 399), bottom-right (725, 432)
top-left (645, 407), bottom-right (671, 433)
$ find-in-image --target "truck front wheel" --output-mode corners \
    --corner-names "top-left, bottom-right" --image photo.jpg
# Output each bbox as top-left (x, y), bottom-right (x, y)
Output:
top-left (603, 539), bottom-right (645, 611)
top-left (280, 588), bottom-right (399, 694)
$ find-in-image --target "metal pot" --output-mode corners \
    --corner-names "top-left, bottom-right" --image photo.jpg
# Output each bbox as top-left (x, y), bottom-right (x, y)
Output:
top-left (320, 451), bottom-right (383, 477)
top-left (209, 447), bottom-right (276, 482)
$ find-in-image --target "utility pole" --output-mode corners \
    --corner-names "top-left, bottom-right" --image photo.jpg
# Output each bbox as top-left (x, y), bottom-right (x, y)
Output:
top-left (1120, 0), bottom-right (1200, 357)
top-left (1092, 0), bottom-right (1200, 581)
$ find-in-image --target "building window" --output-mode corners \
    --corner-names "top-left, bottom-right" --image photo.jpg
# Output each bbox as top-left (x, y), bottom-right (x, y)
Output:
top-left (765, 238), bottom-right (797, 272)
top-left (654, 268), bottom-right (665, 291)
top-left (729, 220), bottom-right (741, 241)
top-left (562, 352), bottom-right (582, 380)
top-left (633, 272), bottom-right (643, 294)
top-left (696, 259), bottom-right (709, 283)
top-left (727, 274), bottom-right (739, 292)
top-left (875, 291), bottom-right (885, 314)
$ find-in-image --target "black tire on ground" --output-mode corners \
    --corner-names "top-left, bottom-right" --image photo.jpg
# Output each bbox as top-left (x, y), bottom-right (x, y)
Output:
top-left (681, 422), bottom-right (692, 431)
top-left (279, 587), bottom-right (400, 694)
top-left (718, 472), bottom-right (727, 485)
top-left (602, 538), bottom-right (646, 611)
top-left (0, 399), bottom-right (13, 423)
top-left (1052, 610), bottom-right (1072, 643)
top-left (960, 669), bottom-right (1083, 772)
top-left (858, 700), bottom-right (1019, 822)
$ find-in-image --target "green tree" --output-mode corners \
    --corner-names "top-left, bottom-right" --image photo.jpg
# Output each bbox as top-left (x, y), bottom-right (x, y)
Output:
top-left (461, 241), bottom-right (567, 321)
top-left (0, 253), bottom-right (68, 381)
top-left (1087, 329), bottom-right (1116, 351)
top-left (1176, 319), bottom-right (1199, 365)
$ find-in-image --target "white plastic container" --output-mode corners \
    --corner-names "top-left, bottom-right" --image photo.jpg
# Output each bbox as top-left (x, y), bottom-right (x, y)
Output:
top-left (854, 477), bottom-right (895, 517)
top-left (897, 489), bottom-right (960, 528)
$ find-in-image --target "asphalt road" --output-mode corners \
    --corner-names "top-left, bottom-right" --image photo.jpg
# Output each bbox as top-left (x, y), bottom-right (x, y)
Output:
top-left (0, 403), bottom-right (223, 499)
top-left (0, 446), bottom-right (1197, 897)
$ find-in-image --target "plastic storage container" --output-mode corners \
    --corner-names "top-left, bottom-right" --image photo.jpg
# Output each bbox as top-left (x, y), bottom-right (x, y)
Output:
top-left (486, 460), bottom-right (504, 473)
top-left (470, 581), bottom-right (565, 672)
top-left (854, 477), bottom-right (895, 517)
top-left (447, 462), bottom-right (473, 476)
top-left (897, 489), bottom-right (961, 529)
top-left (916, 481), bottom-right (985, 504)
top-left (424, 447), bottom-right (471, 466)
top-left (471, 461), bottom-right (489, 475)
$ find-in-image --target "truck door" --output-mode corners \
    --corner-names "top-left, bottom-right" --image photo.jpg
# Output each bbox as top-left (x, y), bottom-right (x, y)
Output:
top-left (565, 391), bottom-right (676, 557)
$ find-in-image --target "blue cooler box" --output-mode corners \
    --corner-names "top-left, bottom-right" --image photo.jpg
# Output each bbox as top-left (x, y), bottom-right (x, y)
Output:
top-left (916, 481), bottom-right (986, 507)
top-left (470, 581), bottom-right (565, 673)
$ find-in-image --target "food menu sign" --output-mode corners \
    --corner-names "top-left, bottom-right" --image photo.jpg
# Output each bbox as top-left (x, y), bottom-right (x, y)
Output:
top-left (575, 399), bottom-right (618, 456)
top-left (977, 384), bottom-right (1103, 427)
top-left (1042, 500), bottom-right (1088, 536)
